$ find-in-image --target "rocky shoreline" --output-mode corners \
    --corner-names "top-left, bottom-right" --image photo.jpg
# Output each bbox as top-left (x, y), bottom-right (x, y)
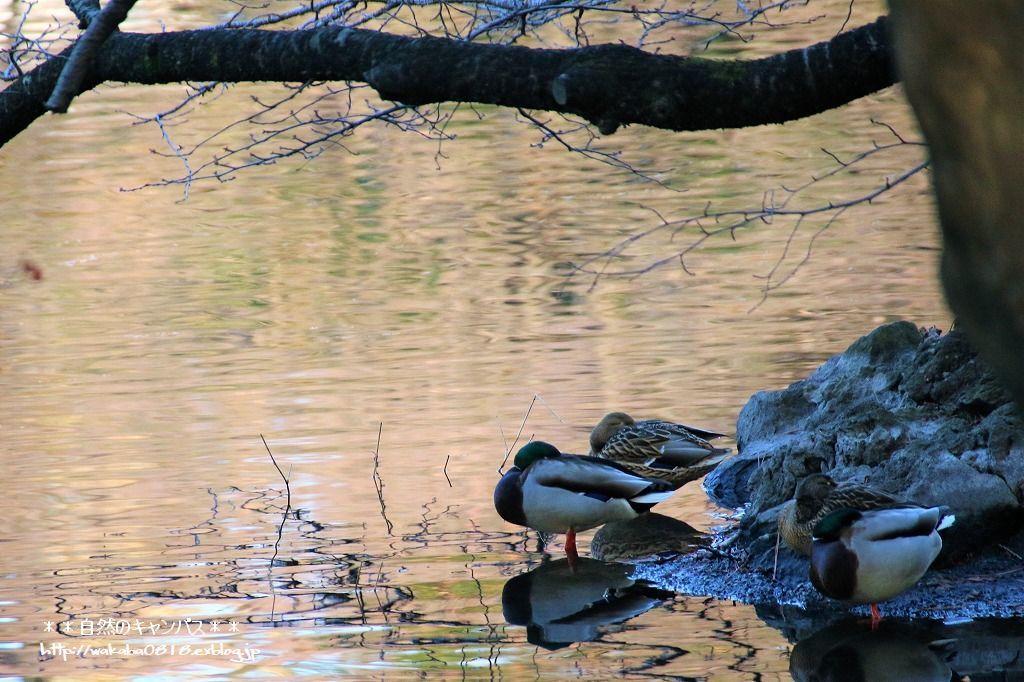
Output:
top-left (638, 321), bottom-right (1024, 621)
top-left (633, 537), bottom-right (1024, 621)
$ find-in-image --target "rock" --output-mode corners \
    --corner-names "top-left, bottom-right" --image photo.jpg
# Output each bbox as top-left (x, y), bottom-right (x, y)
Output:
top-left (705, 321), bottom-right (1024, 571)
top-left (634, 536), bottom-right (1024, 621)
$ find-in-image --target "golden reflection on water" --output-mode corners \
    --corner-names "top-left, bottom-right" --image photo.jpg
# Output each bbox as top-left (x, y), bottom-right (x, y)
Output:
top-left (0, 0), bottom-right (953, 678)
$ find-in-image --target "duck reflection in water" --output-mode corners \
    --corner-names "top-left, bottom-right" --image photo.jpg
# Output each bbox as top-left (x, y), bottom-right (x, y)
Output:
top-left (790, 617), bottom-right (958, 682)
top-left (502, 514), bottom-right (705, 649)
top-left (591, 512), bottom-right (707, 563)
top-left (501, 557), bottom-right (673, 650)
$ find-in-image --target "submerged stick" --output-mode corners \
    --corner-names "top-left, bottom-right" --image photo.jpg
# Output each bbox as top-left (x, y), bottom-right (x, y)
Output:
top-left (261, 433), bottom-right (292, 623)
top-left (262, 433), bottom-right (291, 511)
top-left (372, 422), bottom-right (394, 535)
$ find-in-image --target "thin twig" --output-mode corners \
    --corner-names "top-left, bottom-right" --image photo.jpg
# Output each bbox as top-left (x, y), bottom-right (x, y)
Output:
top-left (372, 422), bottom-right (394, 535)
top-left (152, 114), bottom-right (193, 202)
top-left (261, 433), bottom-right (292, 511)
top-left (443, 454), bottom-right (453, 488)
top-left (260, 433), bottom-right (292, 623)
top-left (569, 144), bottom-right (929, 301)
top-left (998, 543), bottom-right (1024, 562)
top-left (496, 417), bottom-right (509, 458)
top-left (516, 108), bottom-right (680, 192)
top-left (125, 102), bottom-right (432, 192)
top-left (835, 0), bottom-right (854, 36)
top-left (532, 393), bottom-right (566, 425)
top-left (498, 396), bottom-right (538, 473)
top-left (772, 532), bottom-right (781, 581)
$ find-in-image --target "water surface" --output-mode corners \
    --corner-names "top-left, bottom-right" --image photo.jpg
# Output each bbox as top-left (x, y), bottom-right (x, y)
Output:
top-left (0, 1), bottom-right (968, 679)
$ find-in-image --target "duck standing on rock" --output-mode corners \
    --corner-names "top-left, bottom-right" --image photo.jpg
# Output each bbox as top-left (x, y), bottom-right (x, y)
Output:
top-left (810, 506), bottom-right (955, 628)
top-left (494, 441), bottom-right (676, 568)
top-left (778, 473), bottom-right (902, 556)
top-left (589, 411), bottom-right (731, 487)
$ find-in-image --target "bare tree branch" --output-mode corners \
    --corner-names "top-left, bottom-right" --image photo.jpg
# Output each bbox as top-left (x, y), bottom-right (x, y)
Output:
top-left (66, 0), bottom-right (102, 28)
top-left (569, 129), bottom-right (929, 290)
top-left (2, 16), bottom-right (895, 148)
top-left (46, 0), bottom-right (138, 113)
top-left (515, 108), bottom-right (679, 191)
top-left (2, 3), bottom-right (76, 82)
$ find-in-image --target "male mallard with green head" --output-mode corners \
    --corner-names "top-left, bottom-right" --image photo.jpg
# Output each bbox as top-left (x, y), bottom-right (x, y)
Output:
top-left (778, 473), bottom-right (902, 556)
top-left (810, 506), bottom-right (955, 627)
top-left (493, 441), bottom-right (676, 567)
top-left (589, 411), bottom-right (730, 487)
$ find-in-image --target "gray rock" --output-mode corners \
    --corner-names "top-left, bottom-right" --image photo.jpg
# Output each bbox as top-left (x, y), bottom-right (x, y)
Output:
top-left (633, 539), bottom-right (1024, 621)
top-left (705, 321), bottom-right (1024, 570)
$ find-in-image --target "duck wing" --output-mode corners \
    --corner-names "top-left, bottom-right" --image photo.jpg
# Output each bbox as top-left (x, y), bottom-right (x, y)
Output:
top-left (817, 484), bottom-right (903, 520)
top-left (854, 506), bottom-right (947, 541)
top-left (640, 419), bottom-right (727, 442)
top-left (617, 452), bottom-right (729, 488)
top-left (603, 420), bottom-right (728, 466)
top-left (827, 481), bottom-right (901, 507)
top-left (527, 455), bottom-right (674, 503)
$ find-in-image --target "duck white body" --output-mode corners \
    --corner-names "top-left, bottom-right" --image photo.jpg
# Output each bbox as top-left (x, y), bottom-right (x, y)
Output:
top-left (810, 506), bottom-right (954, 625)
top-left (494, 441), bottom-right (676, 566)
top-left (516, 456), bottom-right (673, 533)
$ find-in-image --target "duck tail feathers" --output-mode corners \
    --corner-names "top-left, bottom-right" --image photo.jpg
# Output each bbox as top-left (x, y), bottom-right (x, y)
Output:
top-left (937, 513), bottom-right (956, 531)
top-left (629, 478), bottom-right (676, 507)
top-left (630, 489), bottom-right (675, 505)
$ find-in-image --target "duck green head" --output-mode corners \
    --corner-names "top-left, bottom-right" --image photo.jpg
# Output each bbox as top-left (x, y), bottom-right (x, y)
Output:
top-left (513, 441), bottom-right (561, 469)
top-left (812, 508), bottom-right (862, 541)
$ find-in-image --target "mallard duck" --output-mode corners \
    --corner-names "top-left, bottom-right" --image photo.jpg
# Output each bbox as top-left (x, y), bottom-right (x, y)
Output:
top-left (493, 441), bottom-right (675, 567)
top-left (810, 506), bottom-right (955, 627)
top-left (778, 474), bottom-right (902, 556)
top-left (589, 411), bottom-right (730, 486)
top-left (590, 512), bottom-right (706, 562)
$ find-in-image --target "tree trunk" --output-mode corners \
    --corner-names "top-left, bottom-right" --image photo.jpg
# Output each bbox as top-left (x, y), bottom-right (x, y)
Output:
top-left (889, 1), bottom-right (1024, 410)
